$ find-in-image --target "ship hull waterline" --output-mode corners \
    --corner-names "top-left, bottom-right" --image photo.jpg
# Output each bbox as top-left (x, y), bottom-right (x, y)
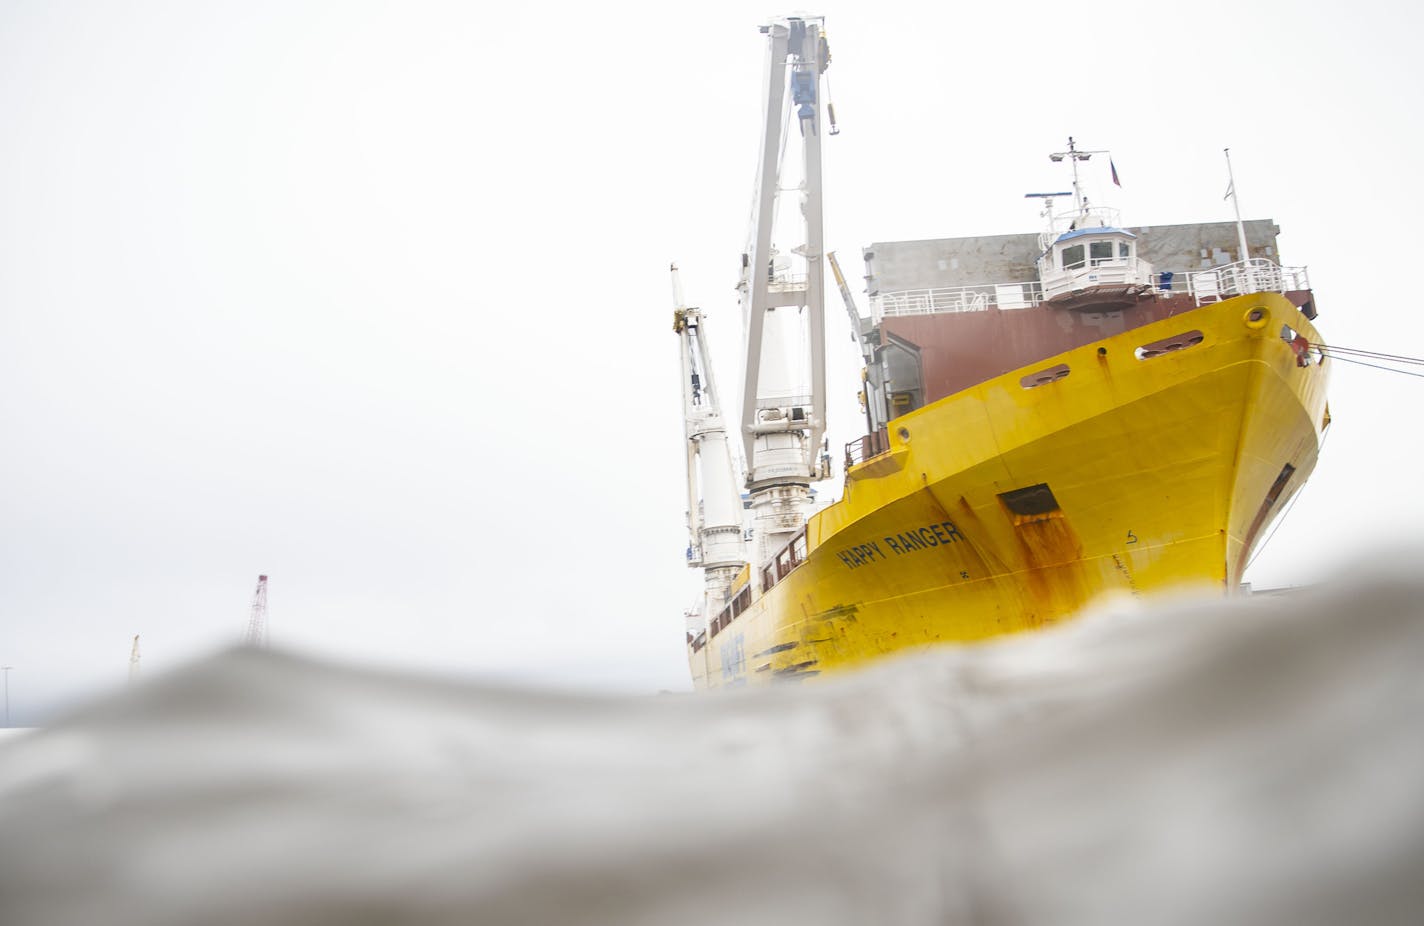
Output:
top-left (690, 292), bottom-right (1329, 689)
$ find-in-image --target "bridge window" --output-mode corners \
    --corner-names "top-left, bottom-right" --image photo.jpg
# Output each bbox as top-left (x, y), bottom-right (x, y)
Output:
top-left (1118, 241), bottom-right (1131, 259)
top-left (1061, 244), bottom-right (1085, 269)
top-left (1089, 241), bottom-right (1114, 264)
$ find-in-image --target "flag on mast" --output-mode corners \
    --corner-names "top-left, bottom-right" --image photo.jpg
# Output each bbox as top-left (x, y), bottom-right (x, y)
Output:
top-left (1110, 158), bottom-right (1121, 188)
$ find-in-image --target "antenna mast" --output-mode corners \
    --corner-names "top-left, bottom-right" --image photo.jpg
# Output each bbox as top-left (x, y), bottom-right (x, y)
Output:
top-left (1024, 191), bottom-right (1074, 250)
top-left (244, 574), bottom-right (269, 648)
top-left (1049, 136), bottom-right (1110, 215)
top-left (1223, 148), bottom-right (1251, 262)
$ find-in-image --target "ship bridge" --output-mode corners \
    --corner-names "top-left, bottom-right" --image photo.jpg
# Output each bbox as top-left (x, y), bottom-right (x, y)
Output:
top-left (1038, 224), bottom-right (1155, 301)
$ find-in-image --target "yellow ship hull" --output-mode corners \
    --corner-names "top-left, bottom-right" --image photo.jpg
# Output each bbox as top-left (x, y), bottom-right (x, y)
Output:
top-left (690, 293), bottom-right (1330, 688)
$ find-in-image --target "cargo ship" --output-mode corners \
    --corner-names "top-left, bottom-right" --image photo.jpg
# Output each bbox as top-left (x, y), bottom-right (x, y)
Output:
top-left (673, 15), bottom-right (1330, 689)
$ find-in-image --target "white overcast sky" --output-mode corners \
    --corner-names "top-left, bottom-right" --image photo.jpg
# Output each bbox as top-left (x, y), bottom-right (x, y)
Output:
top-left (3, 0), bottom-right (1421, 722)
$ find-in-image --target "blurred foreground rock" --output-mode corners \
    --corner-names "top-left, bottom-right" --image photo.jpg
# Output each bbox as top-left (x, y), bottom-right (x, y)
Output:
top-left (3, 551), bottom-right (1423, 925)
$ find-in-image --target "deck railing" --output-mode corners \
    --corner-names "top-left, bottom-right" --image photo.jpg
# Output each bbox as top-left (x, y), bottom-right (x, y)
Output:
top-left (1186, 259), bottom-right (1310, 305)
top-left (871, 259), bottom-right (1309, 319)
top-left (844, 428), bottom-right (889, 468)
top-left (873, 281), bottom-right (1045, 317)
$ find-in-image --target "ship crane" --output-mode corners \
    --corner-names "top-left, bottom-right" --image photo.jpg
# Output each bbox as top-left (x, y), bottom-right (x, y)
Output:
top-left (828, 250), bottom-right (885, 437)
top-left (672, 265), bottom-right (748, 614)
top-left (244, 574), bottom-right (269, 648)
top-left (738, 15), bottom-right (832, 569)
top-left (671, 15), bottom-right (833, 618)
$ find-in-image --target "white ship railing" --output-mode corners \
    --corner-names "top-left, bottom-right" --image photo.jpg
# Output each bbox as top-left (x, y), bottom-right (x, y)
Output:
top-left (1186, 259), bottom-right (1310, 306)
top-left (874, 282), bottom-right (1045, 317)
top-left (871, 259), bottom-right (1310, 319)
top-left (1037, 206), bottom-right (1123, 251)
top-left (768, 272), bottom-right (808, 291)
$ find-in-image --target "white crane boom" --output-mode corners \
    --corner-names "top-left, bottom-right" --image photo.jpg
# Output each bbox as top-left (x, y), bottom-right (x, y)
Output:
top-left (829, 249), bottom-right (886, 436)
top-left (737, 15), bottom-right (831, 569)
top-left (672, 265), bottom-right (747, 609)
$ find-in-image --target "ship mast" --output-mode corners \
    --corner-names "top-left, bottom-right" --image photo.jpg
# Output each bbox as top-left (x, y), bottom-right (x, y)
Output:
top-left (672, 265), bottom-right (748, 610)
top-left (1049, 136), bottom-right (1110, 218)
top-left (738, 15), bottom-right (831, 568)
top-left (1223, 147), bottom-right (1252, 262)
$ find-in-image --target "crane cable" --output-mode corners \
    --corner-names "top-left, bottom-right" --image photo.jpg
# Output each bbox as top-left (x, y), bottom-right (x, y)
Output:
top-left (1247, 340), bottom-right (1423, 571)
top-left (1311, 342), bottom-right (1424, 379)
